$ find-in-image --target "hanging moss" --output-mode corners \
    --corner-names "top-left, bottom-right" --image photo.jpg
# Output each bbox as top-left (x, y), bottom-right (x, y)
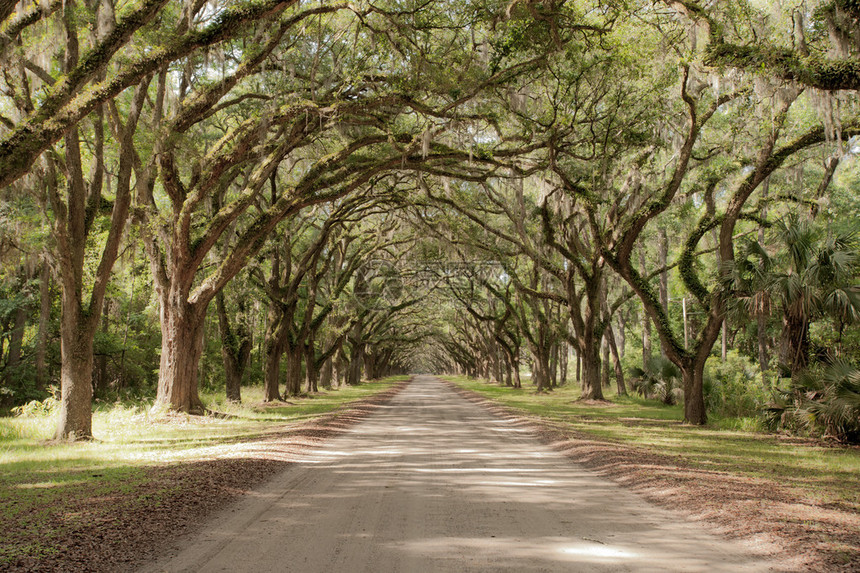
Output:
top-left (705, 42), bottom-right (860, 91)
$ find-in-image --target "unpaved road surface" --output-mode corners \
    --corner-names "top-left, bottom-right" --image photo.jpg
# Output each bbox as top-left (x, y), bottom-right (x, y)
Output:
top-left (143, 376), bottom-right (774, 572)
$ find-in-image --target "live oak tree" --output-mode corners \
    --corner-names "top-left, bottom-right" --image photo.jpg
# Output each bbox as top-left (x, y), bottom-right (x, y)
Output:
top-left (594, 6), bottom-right (859, 424)
top-left (1, 0), bottom-right (152, 437)
top-left (136, 0), bottom-right (548, 412)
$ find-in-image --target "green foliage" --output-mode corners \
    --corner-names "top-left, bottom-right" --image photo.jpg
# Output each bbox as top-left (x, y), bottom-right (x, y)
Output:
top-left (765, 360), bottom-right (860, 443)
top-left (10, 387), bottom-right (59, 418)
top-left (703, 351), bottom-right (768, 419)
top-left (628, 355), bottom-right (682, 405)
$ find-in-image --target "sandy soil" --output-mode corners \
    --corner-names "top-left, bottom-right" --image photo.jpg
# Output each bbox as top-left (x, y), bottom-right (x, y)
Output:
top-left (141, 375), bottom-right (778, 573)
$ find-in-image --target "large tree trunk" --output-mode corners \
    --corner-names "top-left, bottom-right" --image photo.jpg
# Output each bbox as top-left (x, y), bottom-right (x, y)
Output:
top-left (222, 350), bottom-right (245, 402)
top-left (579, 335), bottom-right (603, 400)
top-left (559, 342), bottom-right (568, 386)
top-left (578, 289), bottom-right (605, 399)
top-left (600, 338), bottom-right (610, 388)
top-left (320, 357), bottom-right (333, 390)
top-left (50, 80), bottom-right (145, 438)
top-left (571, 272), bottom-right (605, 400)
top-left (54, 297), bottom-right (97, 440)
top-left (512, 354), bottom-right (522, 388)
top-left (263, 340), bottom-right (283, 402)
top-left (531, 348), bottom-right (550, 392)
top-left (285, 343), bottom-right (303, 396)
top-left (489, 342), bottom-right (501, 384)
top-left (263, 303), bottom-right (287, 401)
top-left (347, 346), bottom-right (363, 385)
top-left (153, 295), bottom-right (207, 414)
top-left (305, 342), bottom-right (319, 393)
top-left (681, 358), bottom-right (707, 425)
top-left (334, 347), bottom-right (347, 387)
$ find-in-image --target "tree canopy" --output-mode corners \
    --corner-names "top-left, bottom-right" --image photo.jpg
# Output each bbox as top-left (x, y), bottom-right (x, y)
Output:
top-left (1, 0), bottom-right (859, 441)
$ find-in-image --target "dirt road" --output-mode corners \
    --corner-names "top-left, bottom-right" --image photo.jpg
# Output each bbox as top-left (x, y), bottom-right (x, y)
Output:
top-left (143, 375), bottom-right (773, 572)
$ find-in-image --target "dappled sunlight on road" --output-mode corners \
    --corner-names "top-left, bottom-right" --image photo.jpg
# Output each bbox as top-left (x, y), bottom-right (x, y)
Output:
top-left (143, 376), bottom-right (772, 573)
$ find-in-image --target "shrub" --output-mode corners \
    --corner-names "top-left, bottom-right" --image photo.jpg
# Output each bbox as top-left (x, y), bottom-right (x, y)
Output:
top-left (10, 386), bottom-right (59, 417)
top-left (764, 360), bottom-right (860, 443)
top-left (629, 355), bottom-right (682, 405)
top-left (704, 350), bottom-right (769, 418)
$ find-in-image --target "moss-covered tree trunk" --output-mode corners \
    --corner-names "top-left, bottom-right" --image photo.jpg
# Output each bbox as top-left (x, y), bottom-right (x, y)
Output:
top-left (154, 289), bottom-right (207, 414)
top-left (54, 297), bottom-right (97, 440)
top-left (680, 356), bottom-right (708, 425)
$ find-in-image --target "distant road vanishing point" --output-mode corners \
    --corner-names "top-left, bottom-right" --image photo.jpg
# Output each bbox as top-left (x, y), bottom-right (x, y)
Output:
top-left (142, 375), bottom-right (774, 573)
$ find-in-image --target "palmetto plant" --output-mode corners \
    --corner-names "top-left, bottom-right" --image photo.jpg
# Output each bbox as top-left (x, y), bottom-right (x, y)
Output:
top-left (774, 218), bottom-right (859, 372)
top-left (764, 360), bottom-right (860, 443)
top-left (629, 355), bottom-right (682, 405)
top-left (731, 216), bottom-right (860, 375)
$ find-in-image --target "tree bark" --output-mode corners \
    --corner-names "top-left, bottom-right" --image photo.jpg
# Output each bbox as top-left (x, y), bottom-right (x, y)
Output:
top-left (577, 290), bottom-right (605, 399)
top-left (285, 343), bottom-right (303, 396)
top-left (153, 294), bottom-right (207, 414)
top-left (262, 300), bottom-right (287, 401)
top-left (579, 336), bottom-right (603, 400)
top-left (530, 346), bottom-right (551, 392)
top-left (54, 294), bottom-right (97, 439)
top-left (264, 339), bottom-right (284, 402)
top-left (681, 358), bottom-right (707, 425)
top-left (559, 342), bottom-right (568, 386)
top-left (92, 298), bottom-right (111, 399)
top-left (320, 357), bottom-right (333, 389)
top-left (601, 337), bottom-right (610, 388)
top-left (305, 342), bottom-right (319, 393)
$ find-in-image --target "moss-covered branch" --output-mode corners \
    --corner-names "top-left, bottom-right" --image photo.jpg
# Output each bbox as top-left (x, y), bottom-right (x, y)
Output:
top-left (705, 43), bottom-right (860, 91)
top-left (0, 0), bottom-right (299, 189)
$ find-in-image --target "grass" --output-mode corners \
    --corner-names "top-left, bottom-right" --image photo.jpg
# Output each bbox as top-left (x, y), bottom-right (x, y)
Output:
top-left (1, 380), bottom-right (402, 471)
top-left (445, 375), bottom-right (860, 510)
top-left (0, 378), bottom-right (403, 566)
